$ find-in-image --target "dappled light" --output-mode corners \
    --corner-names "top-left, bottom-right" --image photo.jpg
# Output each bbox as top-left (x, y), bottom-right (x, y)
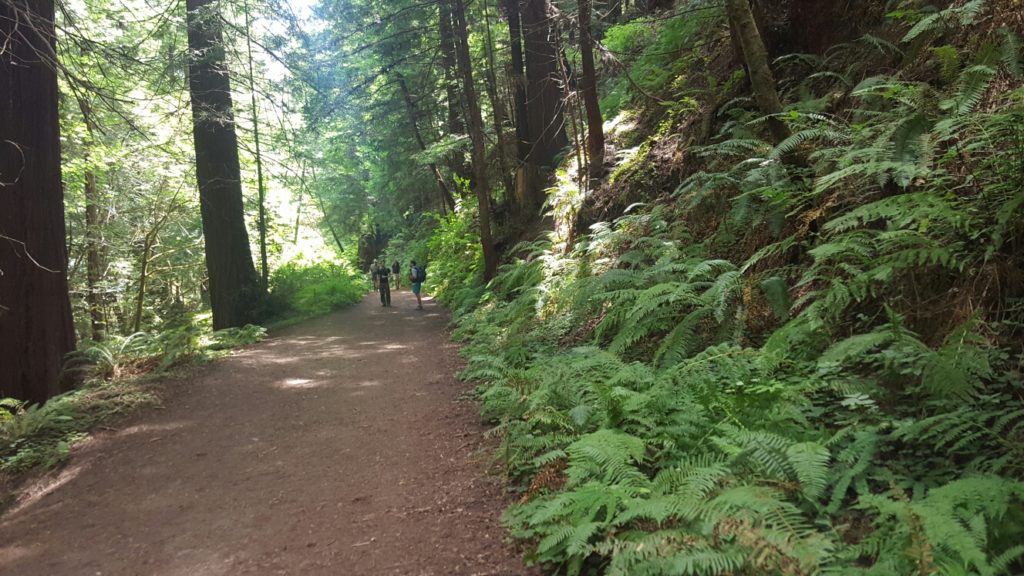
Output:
top-left (0, 293), bottom-right (523, 575)
top-left (2, 0), bottom-right (1023, 573)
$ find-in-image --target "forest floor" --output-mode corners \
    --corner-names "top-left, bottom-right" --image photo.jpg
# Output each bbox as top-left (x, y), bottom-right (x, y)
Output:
top-left (0, 291), bottom-right (528, 575)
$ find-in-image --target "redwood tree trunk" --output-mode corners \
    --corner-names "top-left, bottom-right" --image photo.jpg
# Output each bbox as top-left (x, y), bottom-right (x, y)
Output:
top-left (578, 0), bottom-right (605, 182)
top-left (0, 0), bottom-right (77, 402)
top-left (724, 0), bottom-right (790, 144)
top-left (438, 0), bottom-right (470, 185)
top-left (451, 0), bottom-right (498, 280)
top-left (186, 0), bottom-right (265, 329)
top-left (503, 0), bottom-right (530, 163)
top-left (503, 0), bottom-right (531, 164)
top-left (521, 0), bottom-right (568, 209)
top-left (481, 0), bottom-right (513, 198)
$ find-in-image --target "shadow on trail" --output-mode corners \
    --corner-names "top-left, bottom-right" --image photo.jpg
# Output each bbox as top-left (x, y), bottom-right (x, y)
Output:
top-left (0, 293), bottom-right (523, 576)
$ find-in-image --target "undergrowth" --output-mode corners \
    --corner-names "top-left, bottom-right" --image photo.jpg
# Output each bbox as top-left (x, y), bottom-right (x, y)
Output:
top-left (266, 259), bottom-right (368, 322)
top-left (0, 319), bottom-right (269, 477)
top-left (434, 2), bottom-right (1024, 574)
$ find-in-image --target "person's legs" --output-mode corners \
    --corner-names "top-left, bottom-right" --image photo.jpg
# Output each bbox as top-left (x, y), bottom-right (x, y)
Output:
top-left (380, 283), bottom-right (387, 306)
top-left (383, 282), bottom-right (391, 306)
top-left (412, 282), bottom-right (423, 309)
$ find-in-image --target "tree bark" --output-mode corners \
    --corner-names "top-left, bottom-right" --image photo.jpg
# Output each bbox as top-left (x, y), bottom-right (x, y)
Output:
top-left (724, 0), bottom-right (790, 144)
top-left (521, 0), bottom-right (568, 209)
top-left (502, 0), bottom-right (531, 164)
top-left (480, 0), bottom-right (514, 199)
top-left (186, 0), bottom-right (265, 329)
top-left (438, 0), bottom-right (471, 185)
top-left (451, 0), bottom-right (498, 280)
top-left (73, 96), bottom-right (107, 342)
top-left (578, 0), bottom-right (605, 183)
top-left (0, 0), bottom-right (77, 402)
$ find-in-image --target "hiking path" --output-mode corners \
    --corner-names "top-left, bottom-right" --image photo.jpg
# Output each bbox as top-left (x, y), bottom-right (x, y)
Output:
top-left (0, 291), bottom-right (526, 576)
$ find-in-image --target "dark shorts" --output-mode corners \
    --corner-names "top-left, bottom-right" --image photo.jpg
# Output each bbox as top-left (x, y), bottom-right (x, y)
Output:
top-left (411, 282), bottom-right (422, 295)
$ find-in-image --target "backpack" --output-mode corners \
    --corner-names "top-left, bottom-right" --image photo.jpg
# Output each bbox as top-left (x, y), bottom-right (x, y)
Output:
top-left (412, 265), bottom-right (426, 283)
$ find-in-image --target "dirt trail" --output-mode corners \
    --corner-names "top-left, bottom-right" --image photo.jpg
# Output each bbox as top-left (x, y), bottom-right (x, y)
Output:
top-left (0, 292), bottom-right (527, 575)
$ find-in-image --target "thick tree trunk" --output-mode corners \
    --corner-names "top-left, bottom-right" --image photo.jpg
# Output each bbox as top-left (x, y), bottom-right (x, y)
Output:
top-left (502, 0), bottom-right (531, 164)
top-left (724, 0), bottom-right (790, 144)
top-left (521, 0), bottom-right (568, 209)
top-left (186, 0), bottom-right (265, 329)
top-left (451, 0), bottom-right (498, 280)
top-left (438, 0), bottom-right (471, 185)
top-left (481, 0), bottom-right (514, 199)
top-left (578, 0), bottom-right (605, 183)
top-left (0, 0), bottom-right (77, 402)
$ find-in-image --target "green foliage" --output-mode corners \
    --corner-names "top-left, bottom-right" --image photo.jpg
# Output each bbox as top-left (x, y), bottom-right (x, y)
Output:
top-left (427, 15), bottom-right (1024, 571)
top-left (0, 380), bottom-right (157, 474)
top-left (267, 260), bottom-right (368, 319)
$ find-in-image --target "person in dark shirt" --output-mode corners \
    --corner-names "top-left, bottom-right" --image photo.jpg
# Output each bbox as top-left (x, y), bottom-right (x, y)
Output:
top-left (377, 262), bottom-right (391, 307)
top-left (391, 260), bottom-right (401, 290)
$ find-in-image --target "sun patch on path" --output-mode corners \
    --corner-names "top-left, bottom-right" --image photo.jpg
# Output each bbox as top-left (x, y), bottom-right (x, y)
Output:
top-left (275, 377), bottom-right (323, 389)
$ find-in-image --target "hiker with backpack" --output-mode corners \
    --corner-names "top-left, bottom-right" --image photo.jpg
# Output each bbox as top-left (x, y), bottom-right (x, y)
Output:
top-left (409, 260), bottom-right (426, 310)
top-left (391, 260), bottom-right (401, 290)
top-left (377, 261), bottom-right (392, 307)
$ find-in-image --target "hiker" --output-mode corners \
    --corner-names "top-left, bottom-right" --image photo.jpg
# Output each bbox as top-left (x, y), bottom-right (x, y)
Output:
top-left (370, 261), bottom-right (379, 290)
top-left (391, 260), bottom-right (401, 290)
top-left (377, 261), bottom-right (392, 307)
top-left (409, 260), bottom-right (426, 310)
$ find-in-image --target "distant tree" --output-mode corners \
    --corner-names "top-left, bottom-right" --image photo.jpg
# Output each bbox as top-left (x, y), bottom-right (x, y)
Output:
top-left (724, 0), bottom-right (790, 144)
top-left (0, 0), bottom-right (77, 402)
top-left (185, 0), bottom-right (265, 328)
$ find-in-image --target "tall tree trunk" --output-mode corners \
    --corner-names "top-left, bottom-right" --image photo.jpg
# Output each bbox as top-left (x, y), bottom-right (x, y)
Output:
top-left (578, 0), bottom-right (605, 183)
top-left (451, 0), bottom-right (498, 280)
top-left (243, 0), bottom-right (269, 287)
top-left (396, 72), bottom-right (457, 212)
top-left (0, 0), bottom-right (77, 402)
top-left (74, 96), bottom-right (107, 342)
top-left (480, 0), bottom-right (514, 199)
top-left (521, 0), bottom-right (568, 210)
top-left (438, 0), bottom-right (470, 185)
top-left (83, 167), bottom-right (106, 341)
top-left (133, 232), bottom-right (156, 333)
top-left (186, 0), bottom-right (265, 329)
top-left (724, 0), bottom-right (790, 144)
top-left (502, 0), bottom-right (530, 164)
